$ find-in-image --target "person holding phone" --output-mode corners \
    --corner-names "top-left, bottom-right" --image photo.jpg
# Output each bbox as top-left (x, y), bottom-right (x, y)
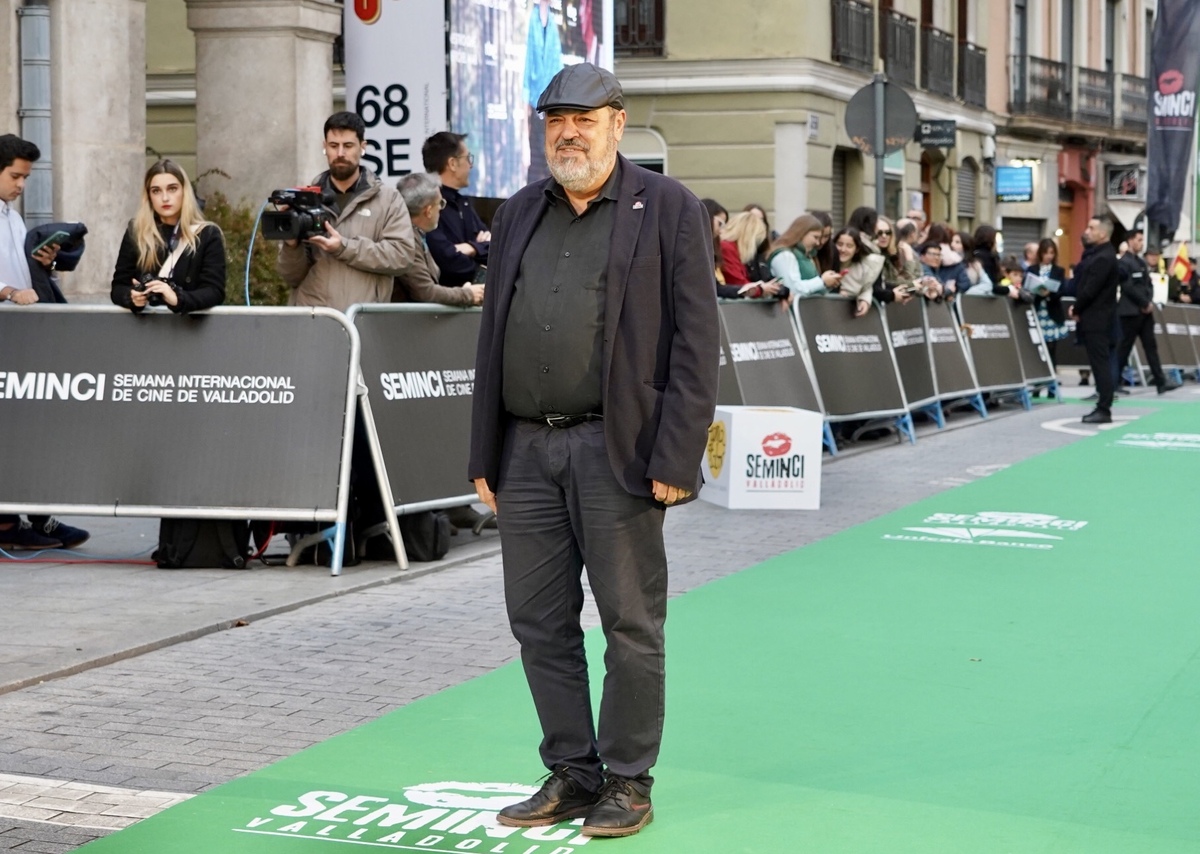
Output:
top-left (717, 211), bottom-right (785, 299)
top-left (111, 159), bottom-right (226, 314)
top-left (831, 226), bottom-right (883, 317)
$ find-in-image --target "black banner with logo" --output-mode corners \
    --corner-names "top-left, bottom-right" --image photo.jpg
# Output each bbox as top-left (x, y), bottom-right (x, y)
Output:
top-left (717, 300), bottom-right (822, 412)
top-left (1055, 299), bottom-right (1092, 368)
top-left (924, 301), bottom-right (979, 397)
top-left (1146, 0), bottom-right (1200, 235)
top-left (883, 298), bottom-right (936, 408)
top-left (794, 297), bottom-right (906, 418)
top-left (352, 307), bottom-right (480, 508)
top-left (1007, 300), bottom-right (1056, 383)
top-left (1148, 304), bottom-right (1184, 368)
top-left (0, 307), bottom-right (353, 512)
top-left (1160, 304), bottom-right (1200, 367)
top-left (957, 297), bottom-right (1025, 389)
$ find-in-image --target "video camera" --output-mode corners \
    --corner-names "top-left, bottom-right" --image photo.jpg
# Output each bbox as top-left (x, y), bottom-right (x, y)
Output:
top-left (262, 187), bottom-right (337, 241)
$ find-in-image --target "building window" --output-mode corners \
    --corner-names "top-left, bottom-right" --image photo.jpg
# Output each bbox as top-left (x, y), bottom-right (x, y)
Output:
top-left (615, 0), bottom-right (664, 57)
top-left (958, 158), bottom-right (978, 220)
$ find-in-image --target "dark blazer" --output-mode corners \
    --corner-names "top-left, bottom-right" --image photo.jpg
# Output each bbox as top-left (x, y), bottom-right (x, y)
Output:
top-left (110, 222), bottom-right (226, 314)
top-left (1072, 242), bottom-right (1120, 332)
top-left (469, 154), bottom-right (720, 498)
top-left (1117, 252), bottom-right (1153, 316)
top-left (24, 221), bottom-right (88, 304)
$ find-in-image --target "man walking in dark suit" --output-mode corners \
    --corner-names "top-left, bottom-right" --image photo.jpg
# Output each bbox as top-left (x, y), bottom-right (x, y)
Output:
top-left (1070, 214), bottom-right (1122, 423)
top-left (468, 63), bottom-right (719, 838)
top-left (1116, 227), bottom-right (1180, 394)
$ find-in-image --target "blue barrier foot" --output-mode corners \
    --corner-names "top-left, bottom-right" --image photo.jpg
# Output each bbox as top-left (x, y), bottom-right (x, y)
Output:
top-left (895, 414), bottom-right (917, 445)
top-left (1017, 388), bottom-right (1033, 411)
top-left (918, 401), bottom-right (946, 429)
top-left (969, 393), bottom-right (988, 418)
top-left (1169, 367), bottom-right (1184, 385)
top-left (823, 423), bottom-right (839, 456)
top-left (1050, 380), bottom-right (1062, 403)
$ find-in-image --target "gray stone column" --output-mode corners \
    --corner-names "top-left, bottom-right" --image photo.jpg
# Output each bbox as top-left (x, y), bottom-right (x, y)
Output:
top-left (51, 0), bottom-right (147, 301)
top-left (186, 0), bottom-right (341, 206)
top-left (0, 1), bottom-right (19, 130)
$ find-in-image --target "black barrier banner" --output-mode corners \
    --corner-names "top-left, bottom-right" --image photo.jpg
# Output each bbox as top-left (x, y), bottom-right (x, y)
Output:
top-left (1161, 304), bottom-right (1200, 368)
top-left (1055, 299), bottom-right (1091, 368)
top-left (1007, 300), bottom-right (1056, 383)
top-left (717, 300), bottom-right (822, 412)
top-left (1146, 0), bottom-right (1200, 235)
top-left (0, 307), bottom-right (354, 512)
top-left (352, 307), bottom-right (479, 508)
top-left (924, 300), bottom-right (979, 398)
top-left (794, 297), bottom-right (906, 418)
top-left (715, 316), bottom-right (744, 407)
top-left (1149, 305), bottom-right (1183, 368)
top-left (957, 297), bottom-right (1025, 390)
top-left (882, 298), bottom-right (936, 408)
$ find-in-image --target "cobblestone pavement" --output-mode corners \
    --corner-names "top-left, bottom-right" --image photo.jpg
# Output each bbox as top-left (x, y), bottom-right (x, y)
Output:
top-left (0, 395), bottom-right (1160, 851)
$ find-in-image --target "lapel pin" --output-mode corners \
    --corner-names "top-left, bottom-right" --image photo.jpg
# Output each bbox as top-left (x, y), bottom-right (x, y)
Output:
top-left (632, 200), bottom-right (644, 210)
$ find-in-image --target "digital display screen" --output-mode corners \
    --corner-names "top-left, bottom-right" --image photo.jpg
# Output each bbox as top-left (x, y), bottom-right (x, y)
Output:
top-left (995, 166), bottom-right (1034, 203)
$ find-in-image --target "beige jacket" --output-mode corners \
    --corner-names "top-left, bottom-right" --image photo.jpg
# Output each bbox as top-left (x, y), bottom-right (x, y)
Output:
top-left (391, 236), bottom-right (476, 307)
top-left (277, 169), bottom-right (416, 312)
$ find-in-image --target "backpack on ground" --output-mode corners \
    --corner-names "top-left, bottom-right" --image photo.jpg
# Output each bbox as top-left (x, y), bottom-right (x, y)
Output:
top-left (155, 519), bottom-right (251, 569)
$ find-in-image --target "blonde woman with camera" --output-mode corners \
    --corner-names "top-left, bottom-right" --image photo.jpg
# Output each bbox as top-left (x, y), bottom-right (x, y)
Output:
top-left (111, 159), bottom-right (226, 313)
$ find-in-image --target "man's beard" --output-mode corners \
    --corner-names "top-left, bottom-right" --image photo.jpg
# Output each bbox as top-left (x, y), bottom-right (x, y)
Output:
top-left (546, 125), bottom-right (616, 192)
top-left (330, 159), bottom-right (358, 182)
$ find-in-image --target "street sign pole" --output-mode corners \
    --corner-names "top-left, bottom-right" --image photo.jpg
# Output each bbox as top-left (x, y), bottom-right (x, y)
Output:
top-left (874, 73), bottom-right (887, 214)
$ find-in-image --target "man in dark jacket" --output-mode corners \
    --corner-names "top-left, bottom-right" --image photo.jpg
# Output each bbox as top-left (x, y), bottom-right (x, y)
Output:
top-left (1069, 215), bottom-right (1121, 423)
top-left (422, 131), bottom-right (490, 287)
top-left (1116, 228), bottom-right (1179, 393)
top-left (469, 64), bottom-right (718, 837)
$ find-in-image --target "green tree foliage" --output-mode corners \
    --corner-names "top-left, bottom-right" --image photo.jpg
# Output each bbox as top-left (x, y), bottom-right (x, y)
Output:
top-left (201, 190), bottom-right (291, 307)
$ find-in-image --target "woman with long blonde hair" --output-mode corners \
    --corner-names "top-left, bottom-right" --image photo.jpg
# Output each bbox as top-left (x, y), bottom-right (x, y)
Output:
top-left (717, 210), bottom-right (782, 299)
top-left (111, 159), bottom-right (226, 313)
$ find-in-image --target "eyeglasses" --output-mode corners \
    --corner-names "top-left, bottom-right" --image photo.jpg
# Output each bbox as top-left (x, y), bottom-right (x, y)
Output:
top-left (456, 152), bottom-right (475, 166)
top-left (438, 197), bottom-right (447, 209)
top-left (876, 229), bottom-right (892, 238)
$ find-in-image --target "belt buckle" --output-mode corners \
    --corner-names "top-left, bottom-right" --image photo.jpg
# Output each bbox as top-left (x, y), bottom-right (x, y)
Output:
top-left (544, 413), bottom-right (570, 428)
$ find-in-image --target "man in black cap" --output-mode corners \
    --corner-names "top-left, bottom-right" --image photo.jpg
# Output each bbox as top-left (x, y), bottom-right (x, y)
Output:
top-left (469, 63), bottom-right (719, 837)
top-left (1117, 228), bottom-right (1180, 393)
top-left (1069, 214), bottom-right (1122, 422)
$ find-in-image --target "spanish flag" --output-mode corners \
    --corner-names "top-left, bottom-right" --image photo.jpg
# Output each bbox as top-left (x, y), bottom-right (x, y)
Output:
top-left (1172, 242), bottom-right (1193, 282)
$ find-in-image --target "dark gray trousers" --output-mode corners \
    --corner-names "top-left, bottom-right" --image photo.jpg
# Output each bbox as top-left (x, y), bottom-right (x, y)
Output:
top-left (496, 419), bottom-right (667, 792)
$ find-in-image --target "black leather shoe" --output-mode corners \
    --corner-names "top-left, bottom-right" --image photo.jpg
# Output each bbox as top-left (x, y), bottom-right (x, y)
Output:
top-left (497, 768), bottom-right (599, 827)
top-left (581, 776), bottom-right (653, 838)
top-left (1158, 381), bottom-right (1182, 394)
top-left (1081, 409), bottom-right (1112, 424)
top-left (1081, 392), bottom-right (1099, 402)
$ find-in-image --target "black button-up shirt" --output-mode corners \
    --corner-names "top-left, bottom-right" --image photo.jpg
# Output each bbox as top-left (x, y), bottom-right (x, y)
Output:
top-left (502, 163), bottom-right (620, 419)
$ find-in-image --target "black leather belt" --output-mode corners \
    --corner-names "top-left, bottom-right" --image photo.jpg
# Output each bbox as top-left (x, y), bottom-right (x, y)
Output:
top-left (519, 413), bottom-right (604, 429)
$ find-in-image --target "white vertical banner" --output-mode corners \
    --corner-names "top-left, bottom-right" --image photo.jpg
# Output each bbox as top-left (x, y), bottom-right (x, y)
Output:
top-left (344, 0), bottom-right (449, 180)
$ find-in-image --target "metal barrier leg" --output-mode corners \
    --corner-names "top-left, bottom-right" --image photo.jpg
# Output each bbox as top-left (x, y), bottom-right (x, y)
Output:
top-left (969, 393), bottom-right (988, 418)
top-left (1050, 380), bottom-right (1062, 403)
top-left (918, 401), bottom-right (946, 429)
top-left (1017, 388), bottom-right (1032, 411)
top-left (895, 414), bottom-right (917, 445)
top-left (823, 422), bottom-right (838, 456)
top-left (330, 521), bottom-right (347, 576)
top-left (286, 525), bottom-right (338, 568)
top-left (1169, 367), bottom-right (1184, 385)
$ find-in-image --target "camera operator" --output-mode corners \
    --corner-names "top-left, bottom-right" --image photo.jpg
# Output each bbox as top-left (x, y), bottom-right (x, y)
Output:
top-left (278, 112), bottom-right (415, 311)
top-left (111, 160), bottom-right (226, 313)
top-left (392, 172), bottom-right (484, 306)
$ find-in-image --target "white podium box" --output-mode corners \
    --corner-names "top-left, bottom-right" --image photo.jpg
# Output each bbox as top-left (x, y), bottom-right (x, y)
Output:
top-left (699, 406), bottom-right (824, 510)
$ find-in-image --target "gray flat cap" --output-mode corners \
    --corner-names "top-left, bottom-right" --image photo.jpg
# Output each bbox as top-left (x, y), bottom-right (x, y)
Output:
top-left (536, 63), bottom-right (624, 113)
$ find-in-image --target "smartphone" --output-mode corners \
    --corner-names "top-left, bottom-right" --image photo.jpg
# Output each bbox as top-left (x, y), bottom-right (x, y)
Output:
top-left (30, 230), bottom-right (71, 257)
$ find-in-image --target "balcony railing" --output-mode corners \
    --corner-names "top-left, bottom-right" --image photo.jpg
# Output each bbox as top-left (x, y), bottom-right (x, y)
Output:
top-left (959, 42), bottom-right (987, 108)
top-left (1075, 67), bottom-right (1114, 126)
top-left (882, 10), bottom-right (917, 88)
top-left (614, 0), bottom-right (664, 57)
top-left (832, 0), bottom-right (874, 73)
top-left (1120, 73), bottom-right (1149, 131)
top-left (921, 27), bottom-right (955, 98)
top-left (1011, 55), bottom-right (1072, 120)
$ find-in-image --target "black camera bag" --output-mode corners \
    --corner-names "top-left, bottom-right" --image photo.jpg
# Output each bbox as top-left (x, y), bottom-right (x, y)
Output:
top-left (155, 519), bottom-right (251, 569)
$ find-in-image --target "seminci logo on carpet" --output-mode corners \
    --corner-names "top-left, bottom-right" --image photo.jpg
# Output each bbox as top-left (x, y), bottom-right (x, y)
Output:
top-left (231, 781), bottom-right (595, 852)
top-left (882, 511), bottom-right (1089, 550)
top-left (1113, 432), bottom-right (1200, 452)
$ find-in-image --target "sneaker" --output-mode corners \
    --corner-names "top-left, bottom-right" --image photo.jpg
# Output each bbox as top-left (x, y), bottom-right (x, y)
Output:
top-left (0, 519), bottom-right (63, 551)
top-left (34, 517), bottom-right (90, 549)
top-left (581, 775), bottom-right (654, 838)
top-left (497, 768), bottom-right (600, 828)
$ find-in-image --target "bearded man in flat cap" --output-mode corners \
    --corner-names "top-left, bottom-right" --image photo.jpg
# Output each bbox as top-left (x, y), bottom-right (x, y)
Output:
top-left (469, 63), bottom-right (719, 837)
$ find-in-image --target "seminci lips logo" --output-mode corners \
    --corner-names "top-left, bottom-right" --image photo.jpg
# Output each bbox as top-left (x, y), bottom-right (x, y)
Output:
top-left (1160, 69), bottom-right (1185, 95)
top-left (354, 0), bottom-right (382, 24)
top-left (761, 432), bottom-right (792, 457)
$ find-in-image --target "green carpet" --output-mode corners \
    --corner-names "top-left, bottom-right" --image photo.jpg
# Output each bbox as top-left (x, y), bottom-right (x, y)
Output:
top-left (83, 404), bottom-right (1200, 853)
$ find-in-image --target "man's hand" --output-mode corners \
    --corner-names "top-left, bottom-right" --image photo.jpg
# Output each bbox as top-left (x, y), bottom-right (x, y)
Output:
top-left (1068, 304), bottom-right (1077, 319)
top-left (1141, 303), bottom-right (1154, 314)
top-left (31, 244), bottom-right (59, 269)
top-left (455, 242), bottom-right (477, 257)
top-left (652, 480), bottom-right (691, 506)
top-left (473, 477), bottom-right (496, 514)
top-left (1181, 293), bottom-right (1192, 304)
top-left (306, 221), bottom-right (344, 254)
top-left (465, 283), bottom-right (485, 305)
top-left (476, 230), bottom-right (491, 242)
top-left (9, 288), bottom-right (38, 305)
